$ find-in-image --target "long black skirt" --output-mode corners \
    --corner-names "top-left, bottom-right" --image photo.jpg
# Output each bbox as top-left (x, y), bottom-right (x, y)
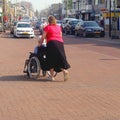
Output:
top-left (46, 40), bottom-right (70, 72)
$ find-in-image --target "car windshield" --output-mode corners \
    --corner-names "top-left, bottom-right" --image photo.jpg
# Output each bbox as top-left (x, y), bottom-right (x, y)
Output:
top-left (21, 19), bottom-right (30, 23)
top-left (84, 22), bottom-right (99, 27)
top-left (57, 20), bottom-right (62, 24)
top-left (17, 23), bottom-right (31, 28)
top-left (71, 20), bottom-right (79, 25)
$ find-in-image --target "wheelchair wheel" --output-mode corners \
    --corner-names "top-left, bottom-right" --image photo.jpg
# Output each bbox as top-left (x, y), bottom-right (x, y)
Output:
top-left (27, 57), bottom-right (41, 79)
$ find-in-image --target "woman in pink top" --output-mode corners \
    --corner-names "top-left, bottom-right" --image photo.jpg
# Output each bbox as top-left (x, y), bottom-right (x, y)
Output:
top-left (39, 15), bottom-right (70, 81)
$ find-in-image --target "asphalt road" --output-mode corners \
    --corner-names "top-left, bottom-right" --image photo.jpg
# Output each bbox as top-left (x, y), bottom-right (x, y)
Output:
top-left (0, 30), bottom-right (120, 120)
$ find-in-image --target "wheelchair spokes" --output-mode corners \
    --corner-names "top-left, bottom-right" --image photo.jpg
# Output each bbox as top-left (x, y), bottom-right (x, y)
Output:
top-left (23, 52), bottom-right (58, 80)
top-left (27, 57), bottom-right (40, 79)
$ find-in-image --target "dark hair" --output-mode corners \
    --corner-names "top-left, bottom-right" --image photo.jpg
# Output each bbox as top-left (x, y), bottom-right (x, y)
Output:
top-left (48, 15), bottom-right (56, 25)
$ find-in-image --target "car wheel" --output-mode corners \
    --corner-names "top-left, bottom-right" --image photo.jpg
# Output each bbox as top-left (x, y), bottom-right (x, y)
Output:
top-left (65, 29), bottom-right (68, 35)
top-left (100, 32), bottom-right (105, 37)
top-left (83, 31), bottom-right (87, 37)
top-left (75, 31), bottom-right (78, 36)
top-left (70, 30), bottom-right (73, 35)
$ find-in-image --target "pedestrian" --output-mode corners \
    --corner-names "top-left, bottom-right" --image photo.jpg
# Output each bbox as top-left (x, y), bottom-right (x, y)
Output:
top-left (39, 19), bottom-right (48, 35)
top-left (100, 19), bottom-right (104, 28)
top-left (34, 36), bottom-right (46, 54)
top-left (39, 15), bottom-right (70, 81)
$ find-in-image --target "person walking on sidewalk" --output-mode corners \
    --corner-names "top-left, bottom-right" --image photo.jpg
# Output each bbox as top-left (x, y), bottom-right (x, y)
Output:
top-left (39, 15), bottom-right (70, 81)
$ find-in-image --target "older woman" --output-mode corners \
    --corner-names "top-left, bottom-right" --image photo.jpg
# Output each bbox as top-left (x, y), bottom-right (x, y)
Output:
top-left (39, 15), bottom-right (70, 81)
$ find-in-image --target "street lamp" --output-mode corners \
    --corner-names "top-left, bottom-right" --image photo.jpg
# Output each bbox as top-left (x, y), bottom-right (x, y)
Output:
top-left (109, 0), bottom-right (111, 37)
top-left (2, 0), bottom-right (5, 32)
top-left (59, 2), bottom-right (61, 19)
top-left (65, 0), bottom-right (68, 17)
top-left (111, 0), bottom-right (119, 39)
top-left (77, 0), bottom-right (80, 19)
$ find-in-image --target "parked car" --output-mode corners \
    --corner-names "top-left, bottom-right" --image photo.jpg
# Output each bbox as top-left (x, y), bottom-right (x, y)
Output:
top-left (56, 20), bottom-right (62, 26)
top-left (39, 20), bottom-right (47, 35)
top-left (61, 18), bottom-right (78, 33)
top-left (35, 21), bottom-right (41, 29)
top-left (64, 19), bottom-right (83, 35)
top-left (14, 22), bottom-right (35, 38)
top-left (75, 21), bottom-right (105, 37)
top-left (0, 23), bottom-right (2, 32)
top-left (10, 21), bottom-right (18, 34)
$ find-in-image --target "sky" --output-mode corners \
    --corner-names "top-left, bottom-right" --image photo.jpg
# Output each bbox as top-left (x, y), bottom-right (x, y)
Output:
top-left (13, 0), bottom-right (62, 11)
top-left (31, 0), bottom-right (62, 11)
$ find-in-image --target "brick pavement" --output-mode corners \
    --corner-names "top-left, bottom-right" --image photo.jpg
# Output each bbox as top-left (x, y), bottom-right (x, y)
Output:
top-left (0, 31), bottom-right (120, 120)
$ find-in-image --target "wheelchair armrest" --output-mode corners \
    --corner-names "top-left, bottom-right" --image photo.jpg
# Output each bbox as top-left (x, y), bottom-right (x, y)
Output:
top-left (29, 52), bottom-right (38, 58)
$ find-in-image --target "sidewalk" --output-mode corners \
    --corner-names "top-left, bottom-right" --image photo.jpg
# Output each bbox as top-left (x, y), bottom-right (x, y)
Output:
top-left (104, 30), bottom-right (120, 41)
top-left (0, 31), bottom-right (11, 38)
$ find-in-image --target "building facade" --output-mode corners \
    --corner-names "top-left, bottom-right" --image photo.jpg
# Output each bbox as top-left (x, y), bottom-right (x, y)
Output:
top-left (62, 0), bottom-right (94, 20)
top-left (62, 0), bottom-right (120, 21)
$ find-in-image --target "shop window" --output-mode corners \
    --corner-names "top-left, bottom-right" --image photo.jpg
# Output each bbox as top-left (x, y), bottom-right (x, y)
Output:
top-left (88, 0), bottom-right (92, 4)
top-left (98, 0), bottom-right (105, 4)
top-left (117, 0), bottom-right (120, 8)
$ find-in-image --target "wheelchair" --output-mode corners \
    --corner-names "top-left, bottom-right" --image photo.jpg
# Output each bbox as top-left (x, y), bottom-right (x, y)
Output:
top-left (23, 46), bottom-right (57, 79)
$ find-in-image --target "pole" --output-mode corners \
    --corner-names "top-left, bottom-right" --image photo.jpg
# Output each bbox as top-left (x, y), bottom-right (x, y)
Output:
top-left (77, 0), bottom-right (80, 19)
top-left (109, 0), bottom-right (111, 37)
top-left (113, 0), bottom-right (116, 37)
top-left (66, 0), bottom-right (68, 17)
top-left (2, 0), bottom-right (5, 32)
top-left (15, 0), bottom-right (17, 20)
top-left (59, 2), bottom-right (61, 20)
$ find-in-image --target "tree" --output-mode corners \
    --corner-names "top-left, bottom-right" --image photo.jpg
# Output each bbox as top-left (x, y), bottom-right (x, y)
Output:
top-left (35, 9), bottom-right (39, 18)
top-left (68, 0), bottom-right (72, 9)
top-left (64, 0), bottom-right (72, 9)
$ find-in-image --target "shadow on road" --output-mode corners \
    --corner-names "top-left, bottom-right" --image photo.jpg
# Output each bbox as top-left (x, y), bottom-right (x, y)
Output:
top-left (99, 58), bottom-right (119, 60)
top-left (63, 35), bottom-right (120, 49)
top-left (0, 75), bottom-right (53, 82)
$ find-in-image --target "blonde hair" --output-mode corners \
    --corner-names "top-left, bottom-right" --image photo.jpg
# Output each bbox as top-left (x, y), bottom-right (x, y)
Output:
top-left (48, 15), bottom-right (56, 25)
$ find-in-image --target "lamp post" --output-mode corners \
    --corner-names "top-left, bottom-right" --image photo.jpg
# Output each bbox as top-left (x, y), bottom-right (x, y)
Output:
top-left (65, 0), bottom-right (68, 17)
top-left (59, 2), bottom-right (61, 19)
top-left (2, 0), bottom-right (5, 32)
top-left (109, 0), bottom-right (111, 37)
top-left (77, 0), bottom-right (80, 19)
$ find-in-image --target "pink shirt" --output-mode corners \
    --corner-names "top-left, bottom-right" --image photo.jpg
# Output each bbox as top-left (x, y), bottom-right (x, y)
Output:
top-left (44, 24), bottom-right (63, 43)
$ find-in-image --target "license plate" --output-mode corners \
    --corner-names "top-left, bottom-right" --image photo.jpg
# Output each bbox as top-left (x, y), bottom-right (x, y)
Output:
top-left (23, 32), bottom-right (28, 34)
top-left (95, 32), bottom-right (100, 34)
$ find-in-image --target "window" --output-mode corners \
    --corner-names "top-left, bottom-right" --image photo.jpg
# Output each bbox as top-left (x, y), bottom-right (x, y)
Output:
top-left (17, 24), bottom-right (31, 28)
top-left (117, 0), bottom-right (120, 8)
top-left (99, 0), bottom-right (105, 4)
top-left (95, 0), bottom-right (105, 5)
top-left (88, 0), bottom-right (92, 4)
top-left (73, 2), bottom-right (76, 9)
